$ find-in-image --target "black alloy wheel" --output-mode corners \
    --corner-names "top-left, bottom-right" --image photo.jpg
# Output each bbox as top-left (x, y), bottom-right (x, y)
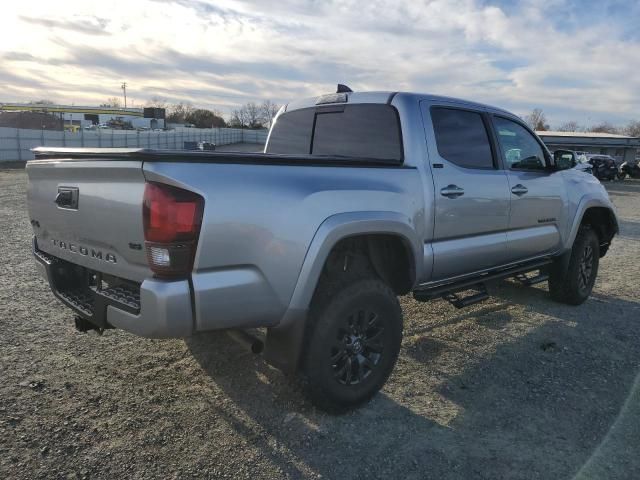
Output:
top-left (577, 243), bottom-right (595, 295)
top-left (330, 308), bottom-right (384, 385)
top-left (302, 277), bottom-right (403, 412)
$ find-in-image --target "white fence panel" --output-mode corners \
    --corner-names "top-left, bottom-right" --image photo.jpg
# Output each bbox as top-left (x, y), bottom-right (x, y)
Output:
top-left (0, 126), bottom-right (267, 162)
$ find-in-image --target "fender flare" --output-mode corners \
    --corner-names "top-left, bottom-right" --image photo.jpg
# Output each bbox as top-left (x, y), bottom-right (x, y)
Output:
top-left (287, 211), bottom-right (421, 312)
top-left (565, 195), bottom-right (619, 251)
top-left (264, 211), bottom-right (421, 373)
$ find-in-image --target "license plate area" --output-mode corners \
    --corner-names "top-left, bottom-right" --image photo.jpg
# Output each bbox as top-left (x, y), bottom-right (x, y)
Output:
top-left (35, 241), bottom-right (141, 328)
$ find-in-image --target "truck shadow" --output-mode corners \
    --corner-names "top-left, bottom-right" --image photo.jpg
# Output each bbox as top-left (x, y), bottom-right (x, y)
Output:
top-left (186, 332), bottom-right (448, 479)
top-left (186, 281), bottom-right (640, 478)
top-left (435, 281), bottom-right (640, 477)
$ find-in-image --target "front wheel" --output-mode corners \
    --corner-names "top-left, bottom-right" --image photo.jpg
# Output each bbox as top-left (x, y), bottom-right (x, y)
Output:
top-left (301, 278), bottom-right (403, 412)
top-left (549, 225), bottom-right (599, 305)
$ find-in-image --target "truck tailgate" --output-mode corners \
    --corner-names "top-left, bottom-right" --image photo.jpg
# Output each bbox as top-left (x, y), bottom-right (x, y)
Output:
top-left (26, 159), bottom-right (151, 282)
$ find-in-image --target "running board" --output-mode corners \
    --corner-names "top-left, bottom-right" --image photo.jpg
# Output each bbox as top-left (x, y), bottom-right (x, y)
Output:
top-left (413, 258), bottom-right (553, 304)
top-left (515, 272), bottom-right (549, 286)
top-left (442, 285), bottom-right (489, 309)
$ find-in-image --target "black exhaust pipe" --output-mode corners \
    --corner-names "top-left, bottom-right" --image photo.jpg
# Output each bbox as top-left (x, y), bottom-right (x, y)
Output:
top-left (227, 329), bottom-right (264, 354)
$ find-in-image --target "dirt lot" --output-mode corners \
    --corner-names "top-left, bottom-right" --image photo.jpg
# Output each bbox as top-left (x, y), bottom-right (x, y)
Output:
top-left (1, 169), bottom-right (639, 480)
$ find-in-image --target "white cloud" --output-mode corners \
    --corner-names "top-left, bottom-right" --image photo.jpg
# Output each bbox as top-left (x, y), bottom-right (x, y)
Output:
top-left (0, 0), bottom-right (638, 125)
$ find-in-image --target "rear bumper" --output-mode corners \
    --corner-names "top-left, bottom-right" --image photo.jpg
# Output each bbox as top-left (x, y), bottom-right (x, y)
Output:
top-left (107, 279), bottom-right (194, 338)
top-left (34, 238), bottom-right (194, 338)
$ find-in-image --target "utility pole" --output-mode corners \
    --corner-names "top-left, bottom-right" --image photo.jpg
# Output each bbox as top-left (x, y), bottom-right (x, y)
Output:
top-left (121, 82), bottom-right (127, 109)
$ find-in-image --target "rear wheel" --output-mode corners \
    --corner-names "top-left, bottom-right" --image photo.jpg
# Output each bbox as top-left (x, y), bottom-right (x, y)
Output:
top-left (549, 225), bottom-right (599, 305)
top-left (301, 277), bottom-right (402, 412)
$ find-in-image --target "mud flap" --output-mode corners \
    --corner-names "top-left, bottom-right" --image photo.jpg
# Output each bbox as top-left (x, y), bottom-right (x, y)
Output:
top-left (264, 309), bottom-right (308, 375)
top-left (549, 249), bottom-right (572, 279)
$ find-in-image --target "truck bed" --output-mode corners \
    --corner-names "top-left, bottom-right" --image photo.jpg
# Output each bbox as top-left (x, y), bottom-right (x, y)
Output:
top-left (32, 147), bottom-right (404, 167)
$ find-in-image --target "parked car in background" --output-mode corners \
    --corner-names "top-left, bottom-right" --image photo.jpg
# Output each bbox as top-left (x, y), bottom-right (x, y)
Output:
top-left (585, 154), bottom-right (618, 181)
top-left (619, 158), bottom-right (640, 179)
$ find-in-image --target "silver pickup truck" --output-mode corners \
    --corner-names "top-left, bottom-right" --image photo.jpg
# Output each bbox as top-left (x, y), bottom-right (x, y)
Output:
top-left (27, 87), bottom-right (618, 411)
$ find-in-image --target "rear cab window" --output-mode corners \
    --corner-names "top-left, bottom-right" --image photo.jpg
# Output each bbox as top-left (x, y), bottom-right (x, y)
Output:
top-left (265, 104), bottom-right (403, 162)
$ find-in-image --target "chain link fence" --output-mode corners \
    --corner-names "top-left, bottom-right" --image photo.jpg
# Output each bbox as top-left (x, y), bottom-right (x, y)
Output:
top-left (0, 127), bottom-right (268, 162)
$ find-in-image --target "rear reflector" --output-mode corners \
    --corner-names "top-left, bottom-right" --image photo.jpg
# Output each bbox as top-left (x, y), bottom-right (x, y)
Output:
top-left (143, 182), bottom-right (204, 278)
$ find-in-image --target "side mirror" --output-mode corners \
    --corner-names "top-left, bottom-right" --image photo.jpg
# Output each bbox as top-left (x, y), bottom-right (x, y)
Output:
top-left (553, 150), bottom-right (575, 171)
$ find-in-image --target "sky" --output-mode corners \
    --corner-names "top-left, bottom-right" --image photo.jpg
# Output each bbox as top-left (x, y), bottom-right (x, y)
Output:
top-left (1, 0), bottom-right (639, 126)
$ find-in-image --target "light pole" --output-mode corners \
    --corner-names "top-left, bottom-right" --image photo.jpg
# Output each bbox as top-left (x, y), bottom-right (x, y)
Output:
top-left (121, 82), bottom-right (127, 108)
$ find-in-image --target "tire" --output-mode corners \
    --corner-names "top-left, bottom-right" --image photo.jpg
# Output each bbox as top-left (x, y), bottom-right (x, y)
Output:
top-left (549, 226), bottom-right (599, 305)
top-left (301, 277), bottom-right (403, 412)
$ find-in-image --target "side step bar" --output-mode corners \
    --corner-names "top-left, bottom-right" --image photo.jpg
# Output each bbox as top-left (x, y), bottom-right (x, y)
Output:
top-left (413, 258), bottom-right (553, 306)
top-left (515, 272), bottom-right (549, 286)
top-left (442, 285), bottom-right (489, 309)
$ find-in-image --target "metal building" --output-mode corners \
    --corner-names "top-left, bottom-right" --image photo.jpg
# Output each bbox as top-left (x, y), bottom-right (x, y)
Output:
top-left (0, 103), bottom-right (165, 130)
top-left (537, 131), bottom-right (640, 163)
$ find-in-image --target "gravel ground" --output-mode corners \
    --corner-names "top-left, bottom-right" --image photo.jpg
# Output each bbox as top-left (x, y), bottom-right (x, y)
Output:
top-left (1, 169), bottom-right (639, 480)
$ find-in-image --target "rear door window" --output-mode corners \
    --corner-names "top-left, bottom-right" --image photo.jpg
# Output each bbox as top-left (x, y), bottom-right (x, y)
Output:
top-left (265, 104), bottom-right (403, 162)
top-left (431, 107), bottom-right (494, 169)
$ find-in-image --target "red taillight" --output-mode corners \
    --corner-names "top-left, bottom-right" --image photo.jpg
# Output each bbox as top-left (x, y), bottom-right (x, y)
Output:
top-left (143, 182), bottom-right (204, 278)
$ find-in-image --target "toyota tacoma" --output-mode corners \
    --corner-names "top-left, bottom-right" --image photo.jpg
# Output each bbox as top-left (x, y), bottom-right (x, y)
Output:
top-left (27, 87), bottom-right (618, 411)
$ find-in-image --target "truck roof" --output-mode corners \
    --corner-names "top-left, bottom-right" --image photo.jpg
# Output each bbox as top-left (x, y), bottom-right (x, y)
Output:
top-left (284, 91), bottom-right (515, 118)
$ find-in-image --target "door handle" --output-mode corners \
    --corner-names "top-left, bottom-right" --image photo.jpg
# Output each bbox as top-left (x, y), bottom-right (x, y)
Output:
top-left (440, 185), bottom-right (465, 198)
top-left (511, 184), bottom-right (528, 196)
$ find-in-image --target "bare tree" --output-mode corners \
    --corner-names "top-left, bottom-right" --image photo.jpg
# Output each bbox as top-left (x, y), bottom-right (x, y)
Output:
top-left (100, 97), bottom-right (122, 108)
top-left (261, 100), bottom-right (280, 129)
top-left (557, 120), bottom-right (582, 132)
top-left (524, 108), bottom-right (549, 131)
top-left (229, 107), bottom-right (248, 128)
top-left (166, 102), bottom-right (194, 124)
top-left (28, 99), bottom-right (55, 105)
top-left (589, 122), bottom-right (619, 134)
top-left (245, 102), bottom-right (262, 128)
top-left (622, 120), bottom-right (640, 137)
top-left (228, 101), bottom-right (278, 129)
